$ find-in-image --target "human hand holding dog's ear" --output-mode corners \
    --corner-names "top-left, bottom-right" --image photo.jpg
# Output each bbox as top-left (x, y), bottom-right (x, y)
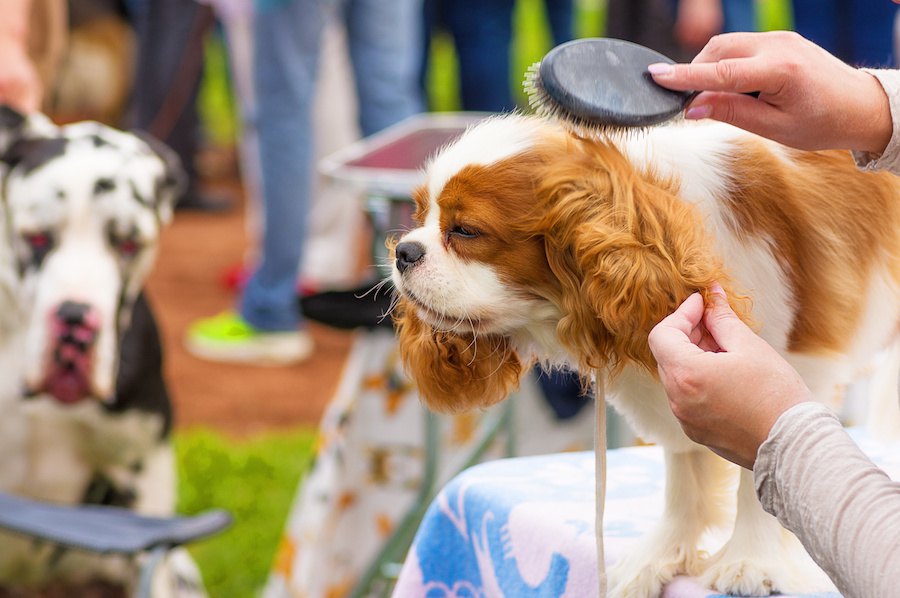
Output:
top-left (648, 284), bottom-right (812, 469)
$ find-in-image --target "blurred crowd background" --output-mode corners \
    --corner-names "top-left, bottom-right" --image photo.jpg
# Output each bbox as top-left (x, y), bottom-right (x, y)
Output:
top-left (21, 0), bottom-right (900, 595)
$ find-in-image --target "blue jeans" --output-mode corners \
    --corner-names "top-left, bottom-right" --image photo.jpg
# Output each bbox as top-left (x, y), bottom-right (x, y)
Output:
top-left (433, 0), bottom-right (573, 112)
top-left (242, 0), bottom-right (423, 331)
top-left (793, 0), bottom-right (897, 67)
top-left (722, 0), bottom-right (755, 32)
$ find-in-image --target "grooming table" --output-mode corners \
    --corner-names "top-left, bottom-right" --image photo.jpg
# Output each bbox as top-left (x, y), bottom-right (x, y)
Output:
top-left (393, 428), bottom-right (900, 597)
top-left (262, 114), bottom-right (597, 598)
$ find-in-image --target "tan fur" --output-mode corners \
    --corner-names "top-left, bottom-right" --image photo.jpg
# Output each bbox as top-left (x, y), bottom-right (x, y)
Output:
top-left (528, 139), bottom-right (747, 376)
top-left (724, 141), bottom-right (900, 354)
top-left (395, 300), bottom-right (523, 413)
top-left (395, 135), bottom-right (749, 413)
top-left (393, 118), bottom-right (900, 595)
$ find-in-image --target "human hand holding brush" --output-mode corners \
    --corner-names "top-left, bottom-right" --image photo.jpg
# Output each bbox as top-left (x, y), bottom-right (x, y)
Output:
top-left (649, 31), bottom-right (892, 154)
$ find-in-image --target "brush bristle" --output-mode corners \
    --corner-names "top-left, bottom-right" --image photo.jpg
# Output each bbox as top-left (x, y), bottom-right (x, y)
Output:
top-left (523, 61), bottom-right (651, 141)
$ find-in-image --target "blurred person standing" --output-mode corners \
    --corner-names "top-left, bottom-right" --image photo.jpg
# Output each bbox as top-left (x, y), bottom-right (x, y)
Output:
top-left (185, 0), bottom-right (424, 365)
top-left (1, 0), bottom-right (67, 114)
top-left (423, 0), bottom-right (573, 112)
top-left (606, 0), bottom-right (755, 62)
top-left (792, 0), bottom-right (898, 67)
top-left (673, 0), bottom-right (755, 52)
top-left (130, 0), bottom-right (231, 212)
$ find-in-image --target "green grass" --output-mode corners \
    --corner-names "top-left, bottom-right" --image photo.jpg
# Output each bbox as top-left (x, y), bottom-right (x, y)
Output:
top-left (174, 427), bottom-right (318, 597)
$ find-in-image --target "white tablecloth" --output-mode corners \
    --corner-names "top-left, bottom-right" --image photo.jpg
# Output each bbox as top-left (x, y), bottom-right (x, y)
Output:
top-left (394, 430), bottom-right (900, 597)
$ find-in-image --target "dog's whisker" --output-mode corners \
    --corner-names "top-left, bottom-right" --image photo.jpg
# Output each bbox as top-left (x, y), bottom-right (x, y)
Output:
top-left (357, 277), bottom-right (392, 299)
top-left (379, 294), bottom-right (402, 323)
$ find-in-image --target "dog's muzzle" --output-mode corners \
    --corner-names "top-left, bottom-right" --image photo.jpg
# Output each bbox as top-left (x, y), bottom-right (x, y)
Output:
top-left (42, 300), bottom-right (100, 404)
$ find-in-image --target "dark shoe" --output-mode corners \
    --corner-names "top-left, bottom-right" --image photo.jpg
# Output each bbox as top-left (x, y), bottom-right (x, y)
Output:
top-left (175, 192), bottom-right (233, 213)
top-left (299, 280), bottom-right (395, 330)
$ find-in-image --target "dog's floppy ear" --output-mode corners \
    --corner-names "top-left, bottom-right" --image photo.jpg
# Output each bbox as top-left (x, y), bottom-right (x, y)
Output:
top-left (131, 129), bottom-right (186, 223)
top-left (0, 137), bottom-right (68, 173)
top-left (395, 297), bottom-right (524, 413)
top-left (538, 143), bottom-right (740, 376)
top-left (0, 105), bottom-right (27, 153)
top-left (0, 105), bottom-right (60, 162)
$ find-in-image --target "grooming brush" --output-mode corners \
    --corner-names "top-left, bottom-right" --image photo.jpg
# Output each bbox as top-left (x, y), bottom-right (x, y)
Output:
top-left (524, 38), bottom-right (699, 136)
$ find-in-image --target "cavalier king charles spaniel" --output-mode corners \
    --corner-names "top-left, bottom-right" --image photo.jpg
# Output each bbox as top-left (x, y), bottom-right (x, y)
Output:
top-left (391, 114), bottom-right (900, 596)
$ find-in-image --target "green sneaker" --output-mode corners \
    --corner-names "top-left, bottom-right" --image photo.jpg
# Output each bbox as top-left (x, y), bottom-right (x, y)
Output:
top-left (185, 311), bottom-right (314, 365)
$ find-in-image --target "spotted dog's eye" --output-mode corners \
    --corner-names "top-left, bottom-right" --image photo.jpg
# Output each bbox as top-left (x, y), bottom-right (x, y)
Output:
top-left (21, 231), bottom-right (55, 268)
top-left (107, 227), bottom-right (142, 259)
top-left (93, 178), bottom-right (116, 195)
top-left (24, 232), bottom-right (52, 250)
top-left (114, 237), bottom-right (142, 258)
top-left (449, 225), bottom-right (478, 239)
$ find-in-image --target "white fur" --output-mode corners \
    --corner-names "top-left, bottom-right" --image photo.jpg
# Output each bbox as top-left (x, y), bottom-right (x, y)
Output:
top-left (0, 117), bottom-right (202, 595)
top-left (425, 114), bottom-right (555, 203)
top-left (5, 132), bottom-right (167, 400)
top-left (394, 115), bottom-right (898, 597)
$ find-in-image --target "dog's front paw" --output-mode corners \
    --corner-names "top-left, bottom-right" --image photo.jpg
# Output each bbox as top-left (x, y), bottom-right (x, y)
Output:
top-left (608, 542), bottom-right (704, 598)
top-left (700, 538), bottom-right (834, 596)
top-left (701, 555), bottom-right (780, 596)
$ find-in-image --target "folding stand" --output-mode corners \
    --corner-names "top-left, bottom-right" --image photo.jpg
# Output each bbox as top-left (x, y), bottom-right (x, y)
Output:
top-left (0, 492), bottom-right (231, 598)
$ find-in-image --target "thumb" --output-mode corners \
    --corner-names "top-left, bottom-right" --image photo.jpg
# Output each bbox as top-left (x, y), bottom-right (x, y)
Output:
top-left (702, 284), bottom-right (756, 352)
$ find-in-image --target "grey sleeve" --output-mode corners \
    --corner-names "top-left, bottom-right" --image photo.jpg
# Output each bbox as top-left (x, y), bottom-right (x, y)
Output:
top-left (754, 402), bottom-right (900, 598)
top-left (852, 69), bottom-right (900, 174)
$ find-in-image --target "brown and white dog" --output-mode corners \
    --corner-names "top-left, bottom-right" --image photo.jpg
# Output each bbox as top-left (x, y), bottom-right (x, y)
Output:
top-left (0, 107), bottom-right (203, 595)
top-left (391, 113), bottom-right (900, 596)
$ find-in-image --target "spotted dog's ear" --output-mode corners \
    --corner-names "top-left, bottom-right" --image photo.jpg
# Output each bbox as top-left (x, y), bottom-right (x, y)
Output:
top-left (0, 137), bottom-right (69, 174)
top-left (131, 129), bottom-right (186, 224)
top-left (0, 106), bottom-right (63, 171)
top-left (0, 105), bottom-right (27, 154)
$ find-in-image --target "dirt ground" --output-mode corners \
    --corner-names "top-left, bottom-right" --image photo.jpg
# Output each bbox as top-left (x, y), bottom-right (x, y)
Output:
top-left (144, 176), bottom-right (354, 437)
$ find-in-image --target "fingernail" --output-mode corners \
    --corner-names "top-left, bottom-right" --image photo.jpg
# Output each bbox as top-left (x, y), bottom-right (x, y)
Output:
top-left (647, 63), bottom-right (673, 76)
top-left (685, 105), bottom-right (712, 120)
top-left (710, 282), bottom-right (727, 298)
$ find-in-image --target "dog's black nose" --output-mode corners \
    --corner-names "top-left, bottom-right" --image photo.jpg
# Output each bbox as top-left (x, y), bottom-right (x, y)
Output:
top-left (395, 241), bottom-right (425, 273)
top-left (57, 300), bottom-right (91, 325)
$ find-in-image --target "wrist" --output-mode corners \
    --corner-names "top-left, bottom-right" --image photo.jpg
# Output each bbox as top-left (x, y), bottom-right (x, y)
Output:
top-left (854, 71), bottom-right (893, 155)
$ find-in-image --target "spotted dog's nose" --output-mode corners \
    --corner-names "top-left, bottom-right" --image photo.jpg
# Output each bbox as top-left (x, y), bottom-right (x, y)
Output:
top-left (57, 301), bottom-right (91, 326)
top-left (54, 301), bottom-right (99, 354)
top-left (395, 241), bottom-right (425, 273)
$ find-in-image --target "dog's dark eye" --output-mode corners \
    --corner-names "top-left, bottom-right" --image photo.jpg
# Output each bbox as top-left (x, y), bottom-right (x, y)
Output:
top-left (449, 225), bottom-right (478, 239)
top-left (93, 178), bottom-right (116, 195)
top-left (24, 232), bottom-right (52, 250)
top-left (115, 238), bottom-right (141, 258)
top-left (21, 231), bottom-right (55, 268)
top-left (107, 228), bottom-right (142, 258)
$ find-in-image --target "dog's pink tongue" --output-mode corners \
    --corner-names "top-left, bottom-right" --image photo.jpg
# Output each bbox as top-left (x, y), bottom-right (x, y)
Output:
top-left (44, 369), bottom-right (91, 403)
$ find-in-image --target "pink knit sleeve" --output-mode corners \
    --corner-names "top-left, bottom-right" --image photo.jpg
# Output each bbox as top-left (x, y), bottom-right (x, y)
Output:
top-left (754, 402), bottom-right (900, 597)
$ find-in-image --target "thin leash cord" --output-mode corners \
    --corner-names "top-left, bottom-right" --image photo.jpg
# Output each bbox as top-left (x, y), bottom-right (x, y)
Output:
top-left (595, 371), bottom-right (607, 596)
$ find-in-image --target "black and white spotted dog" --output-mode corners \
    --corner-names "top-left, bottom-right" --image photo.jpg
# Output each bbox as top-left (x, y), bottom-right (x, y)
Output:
top-left (0, 107), bottom-right (204, 595)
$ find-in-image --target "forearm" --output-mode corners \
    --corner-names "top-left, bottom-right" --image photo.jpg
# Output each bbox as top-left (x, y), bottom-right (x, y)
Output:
top-left (2, 0), bottom-right (32, 40)
top-left (853, 69), bottom-right (900, 174)
top-left (754, 402), bottom-right (900, 598)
